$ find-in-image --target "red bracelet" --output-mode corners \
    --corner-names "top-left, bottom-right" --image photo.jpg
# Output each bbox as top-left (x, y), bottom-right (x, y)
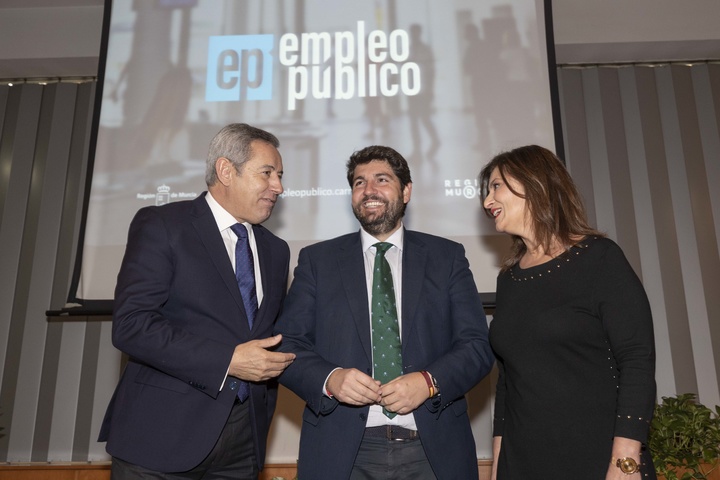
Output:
top-left (420, 370), bottom-right (434, 398)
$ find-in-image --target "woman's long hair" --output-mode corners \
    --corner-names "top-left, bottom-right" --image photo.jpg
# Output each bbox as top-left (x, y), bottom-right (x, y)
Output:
top-left (479, 145), bottom-right (604, 271)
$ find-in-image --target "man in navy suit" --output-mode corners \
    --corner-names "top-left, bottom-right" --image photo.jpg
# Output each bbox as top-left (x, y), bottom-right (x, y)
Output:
top-left (99, 123), bottom-right (295, 479)
top-left (274, 145), bottom-right (494, 479)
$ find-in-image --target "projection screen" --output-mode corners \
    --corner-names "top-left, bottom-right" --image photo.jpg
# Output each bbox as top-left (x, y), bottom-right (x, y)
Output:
top-left (69, 0), bottom-right (559, 306)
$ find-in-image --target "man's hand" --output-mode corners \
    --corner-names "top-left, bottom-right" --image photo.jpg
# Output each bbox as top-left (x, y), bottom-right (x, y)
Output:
top-left (380, 372), bottom-right (429, 415)
top-left (228, 334), bottom-right (295, 381)
top-left (326, 368), bottom-right (382, 406)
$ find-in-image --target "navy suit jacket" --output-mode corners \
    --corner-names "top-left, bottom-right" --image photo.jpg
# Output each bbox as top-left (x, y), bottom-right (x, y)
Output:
top-left (274, 230), bottom-right (494, 480)
top-left (98, 193), bottom-right (289, 472)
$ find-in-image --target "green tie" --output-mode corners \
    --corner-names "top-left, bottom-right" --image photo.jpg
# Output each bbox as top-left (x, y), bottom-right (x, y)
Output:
top-left (371, 242), bottom-right (403, 418)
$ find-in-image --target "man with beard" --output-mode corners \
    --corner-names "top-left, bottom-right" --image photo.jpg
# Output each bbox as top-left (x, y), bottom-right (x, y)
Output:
top-left (274, 145), bottom-right (494, 480)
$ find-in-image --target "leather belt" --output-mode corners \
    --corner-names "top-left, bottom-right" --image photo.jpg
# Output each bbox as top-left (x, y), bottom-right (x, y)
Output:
top-left (364, 425), bottom-right (419, 441)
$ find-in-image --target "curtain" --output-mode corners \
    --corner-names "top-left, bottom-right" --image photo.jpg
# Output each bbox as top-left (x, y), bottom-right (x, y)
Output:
top-left (557, 63), bottom-right (720, 407)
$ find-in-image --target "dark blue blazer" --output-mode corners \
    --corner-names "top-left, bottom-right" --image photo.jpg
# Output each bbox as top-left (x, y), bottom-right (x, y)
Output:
top-left (98, 193), bottom-right (289, 472)
top-left (275, 230), bottom-right (494, 480)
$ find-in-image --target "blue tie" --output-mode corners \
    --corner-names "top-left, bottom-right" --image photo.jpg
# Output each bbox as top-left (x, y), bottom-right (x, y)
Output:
top-left (230, 223), bottom-right (258, 402)
top-left (231, 223), bottom-right (258, 328)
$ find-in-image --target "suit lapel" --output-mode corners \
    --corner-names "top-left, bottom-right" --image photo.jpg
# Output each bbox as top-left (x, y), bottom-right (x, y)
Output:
top-left (190, 194), bottom-right (248, 327)
top-left (253, 224), bottom-right (272, 333)
top-left (338, 233), bottom-right (373, 363)
top-left (401, 231), bottom-right (427, 346)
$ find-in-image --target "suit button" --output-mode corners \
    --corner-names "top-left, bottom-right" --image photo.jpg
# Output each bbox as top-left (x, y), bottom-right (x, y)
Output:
top-left (359, 413), bottom-right (366, 421)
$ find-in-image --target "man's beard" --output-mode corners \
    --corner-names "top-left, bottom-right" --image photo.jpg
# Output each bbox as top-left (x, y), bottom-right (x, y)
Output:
top-left (352, 195), bottom-right (406, 237)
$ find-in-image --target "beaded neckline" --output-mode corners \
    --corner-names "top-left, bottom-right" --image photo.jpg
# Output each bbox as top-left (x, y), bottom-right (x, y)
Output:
top-left (509, 238), bottom-right (592, 282)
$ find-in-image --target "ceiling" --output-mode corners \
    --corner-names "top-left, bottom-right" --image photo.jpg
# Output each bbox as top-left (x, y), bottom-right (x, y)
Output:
top-left (0, 0), bottom-right (718, 79)
top-left (0, 0), bottom-right (102, 8)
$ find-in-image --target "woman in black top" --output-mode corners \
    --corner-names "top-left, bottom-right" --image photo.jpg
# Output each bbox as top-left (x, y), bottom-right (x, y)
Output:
top-left (479, 145), bottom-right (656, 480)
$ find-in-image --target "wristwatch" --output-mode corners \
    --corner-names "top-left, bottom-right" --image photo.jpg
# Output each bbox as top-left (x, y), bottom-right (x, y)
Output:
top-left (614, 457), bottom-right (640, 475)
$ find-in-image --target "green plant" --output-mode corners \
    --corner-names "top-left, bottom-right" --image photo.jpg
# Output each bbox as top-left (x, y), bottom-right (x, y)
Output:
top-left (648, 393), bottom-right (720, 480)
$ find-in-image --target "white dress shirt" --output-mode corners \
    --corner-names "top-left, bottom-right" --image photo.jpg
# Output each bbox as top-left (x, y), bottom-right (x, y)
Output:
top-left (206, 191), bottom-right (264, 391)
top-left (359, 225), bottom-right (418, 431)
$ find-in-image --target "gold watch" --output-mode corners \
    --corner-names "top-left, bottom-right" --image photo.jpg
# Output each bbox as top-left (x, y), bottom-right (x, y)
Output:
top-left (615, 457), bottom-right (640, 475)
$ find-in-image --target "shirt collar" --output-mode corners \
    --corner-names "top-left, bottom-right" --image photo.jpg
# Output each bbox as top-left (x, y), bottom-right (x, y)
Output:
top-left (360, 223), bottom-right (405, 253)
top-left (205, 190), bottom-right (246, 232)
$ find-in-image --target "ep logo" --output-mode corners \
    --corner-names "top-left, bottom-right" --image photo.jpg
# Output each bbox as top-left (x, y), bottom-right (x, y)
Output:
top-left (206, 35), bottom-right (274, 102)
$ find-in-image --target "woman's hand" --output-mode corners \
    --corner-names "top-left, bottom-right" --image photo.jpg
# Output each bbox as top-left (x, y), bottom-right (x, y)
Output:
top-left (605, 437), bottom-right (642, 480)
